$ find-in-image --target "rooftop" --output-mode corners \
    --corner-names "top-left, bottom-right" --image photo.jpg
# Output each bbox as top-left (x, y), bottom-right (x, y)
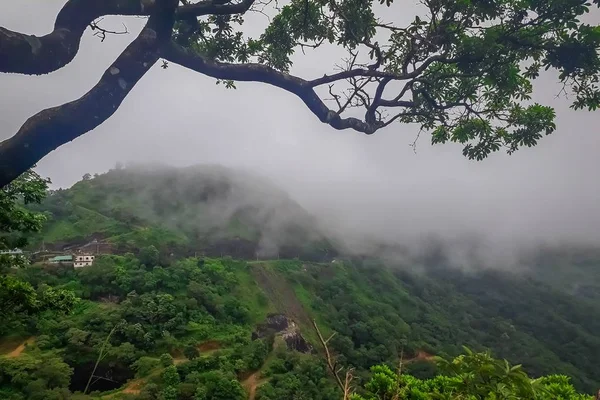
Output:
top-left (50, 255), bottom-right (73, 262)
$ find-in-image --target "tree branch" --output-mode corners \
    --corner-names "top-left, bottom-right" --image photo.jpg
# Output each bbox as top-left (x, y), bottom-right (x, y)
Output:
top-left (89, 18), bottom-right (128, 42)
top-left (161, 41), bottom-right (379, 134)
top-left (366, 77), bottom-right (391, 123)
top-left (0, 0), bottom-right (178, 188)
top-left (0, 0), bottom-right (255, 75)
top-left (176, 0), bottom-right (255, 18)
top-left (308, 53), bottom-right (452, 87)
top-left (312, 320), bottom-right (346, 393)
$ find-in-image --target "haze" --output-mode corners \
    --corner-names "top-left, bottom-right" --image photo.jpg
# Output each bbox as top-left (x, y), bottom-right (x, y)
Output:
top-left (1, 0), bottom-right (600, 268)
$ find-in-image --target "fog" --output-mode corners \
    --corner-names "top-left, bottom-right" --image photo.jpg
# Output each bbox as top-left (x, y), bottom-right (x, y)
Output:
top-left (1, 1), bottom-right (600, 270)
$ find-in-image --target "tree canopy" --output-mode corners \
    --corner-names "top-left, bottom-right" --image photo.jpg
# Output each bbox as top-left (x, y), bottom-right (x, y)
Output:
top-left (0, 170), bottom-right (76, 327)
top-left (1, 0), bottom-right (599, 186)
top-left (352, 348), bottom-right (596, 400)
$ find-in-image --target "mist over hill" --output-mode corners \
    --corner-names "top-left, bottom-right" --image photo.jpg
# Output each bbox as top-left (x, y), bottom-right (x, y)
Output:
top-left (33, 164), bottom-right (600, 286)
top-left (11, 164), bottom-right (600, 395)
top-left (32, 164), bottom-right (336, 260)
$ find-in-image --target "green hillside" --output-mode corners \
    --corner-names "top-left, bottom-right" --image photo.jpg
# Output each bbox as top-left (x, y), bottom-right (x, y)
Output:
top-left (2, 255), bottom-right (599, 399)
top-left (3, 166), bottom-right (599, 399)
top-left (29, 165), bottom-right (334, 260)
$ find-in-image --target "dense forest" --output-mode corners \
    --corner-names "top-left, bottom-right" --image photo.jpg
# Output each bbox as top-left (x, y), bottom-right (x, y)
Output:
top-left (1, 167), bottom-right (599, 399)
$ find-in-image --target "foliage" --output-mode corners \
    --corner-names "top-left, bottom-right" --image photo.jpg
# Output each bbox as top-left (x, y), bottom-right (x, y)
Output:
top-left (139, 245), bottom-right (160, 267)
top-left (173, 0), bottom-right (600, 157)
top-left (29, 167), bottom-right (331, 260)
top-left (256, 350), bottom-right (341, 400)
top-left (283, 259), bottom-right (600, 392)
top-left (0, 170), bottom-right (76, 328)
top-left (0, 169), bottom-right (49, 255)
top-left (0, 352), bottom-right (73, 400)
top-left (0, 275), bottom-right (76, 324)
top-left (184, 345), bottom-right (200, 361)
top-left (191, 370), bottom-right (245, 400)
top-left (353, 348), bottom-right (593, 400)
top-left (3, 173), bottom-right (600, 397)
top-left (160, 353), bottom-right (174, 367)
top-left (133, 356), bottom-right (161, 378)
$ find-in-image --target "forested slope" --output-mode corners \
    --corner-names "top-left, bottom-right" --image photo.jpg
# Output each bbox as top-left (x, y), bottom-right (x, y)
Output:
top-left (29, 166), bottom-right (335, 261)
top-left (2, 167), bottom-right (599, 399)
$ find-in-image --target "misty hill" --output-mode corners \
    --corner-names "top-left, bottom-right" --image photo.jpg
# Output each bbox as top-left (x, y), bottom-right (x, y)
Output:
top-left (5, 165), bottom-right (600, 396)
top-left (31, 165), bottom-right (335, 259)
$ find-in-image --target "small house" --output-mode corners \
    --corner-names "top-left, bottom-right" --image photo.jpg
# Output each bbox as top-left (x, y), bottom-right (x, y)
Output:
top-left (74, 254), bottom-right (94, 268)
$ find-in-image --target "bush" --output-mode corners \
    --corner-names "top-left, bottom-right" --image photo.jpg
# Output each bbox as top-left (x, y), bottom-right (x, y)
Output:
top-left (184, 345), bottom-right (199, 360)
top-left (159, 353), bottom-right (174, 367)
top-left (133, 357), bottom-right (161, 377)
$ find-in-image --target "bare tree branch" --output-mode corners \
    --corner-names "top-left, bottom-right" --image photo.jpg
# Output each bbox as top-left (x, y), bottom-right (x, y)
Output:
top-left (312, 320), bottom-right (354, 399)
top-left (0, 0), bottom-right (179, 187)
top-left (308, 53), bottom-right (452, 87)
top-left (312, 319), bottom-right (346, 392)
top-left (89, 18), bottom-right (128, 42)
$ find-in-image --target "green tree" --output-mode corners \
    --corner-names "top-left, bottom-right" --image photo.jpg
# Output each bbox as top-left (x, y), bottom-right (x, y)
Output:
top-left (160, 353), bottom-right (174, 367)
top-left (184, 345), bottom-right (200, 361)
top-left (191, 370), bottom-right (246, 400)
top-left (0, 353), bottom-right (73, 400)
top-left (0, 170), bottom-right (77, 324)
top-left (0, 169), bottom-right (48, 259)
top-left (108, 342), bottom-right (139, 365)
top-left (2, 0), bottom-right (600, 185)
top-left (353, 348), bottom-right (595, 400)
top-left (139, 245), bottom-right (160, 267)
top-left (162, 365), bottom-right (181, 387)
top-left (133, 356), bottom-right (161, 378)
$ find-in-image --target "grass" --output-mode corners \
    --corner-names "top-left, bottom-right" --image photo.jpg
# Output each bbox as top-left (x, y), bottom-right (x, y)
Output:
top-left (292, 283), bottom-right (332, 344)
top-left (232, 265), bottom-right (275, 324)
top-left (108, 226), bottom-right (188, 249)
top-left (42, 206), bottom-right (124, 243)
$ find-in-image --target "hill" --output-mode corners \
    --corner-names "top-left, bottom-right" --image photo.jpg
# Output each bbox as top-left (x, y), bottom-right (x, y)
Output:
top-left (2, 255), bottom-right (599, 399)
top-left (3, 165), bottom-right (599, 399)
top-left (29, 165), bottom-right (336, 260)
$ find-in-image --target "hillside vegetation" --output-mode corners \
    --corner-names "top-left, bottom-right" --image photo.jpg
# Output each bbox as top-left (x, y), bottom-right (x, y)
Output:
top-left (2, 167), bottom-right (599, 399)
top-left (29, 165), bottom-right (334, 261)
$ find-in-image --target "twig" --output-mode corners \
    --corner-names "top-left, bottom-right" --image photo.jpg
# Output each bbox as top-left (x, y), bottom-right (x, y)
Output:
top-left (312, 319), bottom-right (346, 392)
top-left (84, 323), bottom-right (120, 395)
top-left (409, 128), bottom-right (423, 154)
top-left (89, 18), bottom-right (128, 42)
top-left (392, 348), bottom-right (405, 400)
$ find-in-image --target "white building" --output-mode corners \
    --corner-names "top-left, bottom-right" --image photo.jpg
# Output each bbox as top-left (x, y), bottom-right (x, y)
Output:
top-left (74, 254), bottom-right (94, 268)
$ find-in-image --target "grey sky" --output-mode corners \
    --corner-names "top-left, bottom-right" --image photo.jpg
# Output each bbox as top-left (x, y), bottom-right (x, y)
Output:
top-left (1, 0), bottom-right (600, 263)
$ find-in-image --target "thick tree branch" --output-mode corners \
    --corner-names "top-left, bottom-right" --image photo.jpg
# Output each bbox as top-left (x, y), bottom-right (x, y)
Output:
top-left (0, 0), bottom-right (149, 75)
top-left (176, 0), bottom-right (255, 17)
top-left (0, 0), bottom-right (178, 188)
top-left (366, 77), bottom-right (391, 123)
top-left (0, 0), bottom-right (255, 75)
top-left (161, 41), bottom-right (379, 134)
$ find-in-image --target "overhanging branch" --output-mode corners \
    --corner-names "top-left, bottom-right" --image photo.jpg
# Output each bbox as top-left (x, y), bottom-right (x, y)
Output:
top-left (161, 41), bottom-right (380, 134)
top-left (0, 0), bottom-right (256, 75)
top-left (0, 0), bottom-right (178, 188)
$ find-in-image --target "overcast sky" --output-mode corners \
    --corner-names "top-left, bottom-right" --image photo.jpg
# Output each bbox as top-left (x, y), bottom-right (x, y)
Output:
top-left (1, 1), bottom-right (600, 261)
